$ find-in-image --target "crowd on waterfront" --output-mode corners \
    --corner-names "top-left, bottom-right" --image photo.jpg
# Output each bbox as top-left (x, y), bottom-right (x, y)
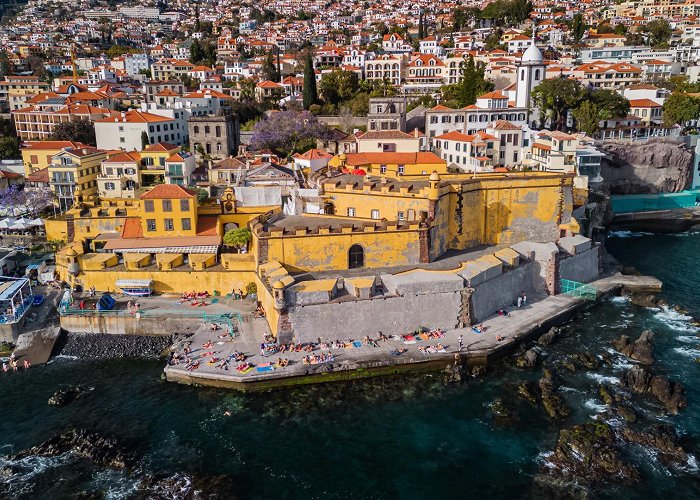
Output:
top-left (1, 352), bottom-right (30, 373)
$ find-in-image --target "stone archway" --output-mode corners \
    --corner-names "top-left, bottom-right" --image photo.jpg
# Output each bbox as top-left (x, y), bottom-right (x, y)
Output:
top-left (323, 202), bottom-right (335, 215)
top-left (348, 244), bottom-right (364, 269)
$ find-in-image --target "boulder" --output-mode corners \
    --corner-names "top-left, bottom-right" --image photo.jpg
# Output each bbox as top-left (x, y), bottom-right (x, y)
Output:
top-left (620, 424), bottom-right (688, 463)
top-left (517, 381), bottom-right (539, 405)
top-left (48, 385), bottom-right (92, 407)
top-left (612, 330), bottom-right (654, 364)
top-left (599, 385), bottom-right (614, 405)
top-left (549, 422), bottom-right (638, 483)
top-left (570, 352), bottom-right (600, 370)
top-left (11, 428), bottom-right (134, 470)
top-left (615, 405), bottom-right (637, 423)
top-left (490, 398), bottom-right (515, 424)
top-left (516, 348), bottom-right (539, 368)
top-left (538, 327), bottom-right (561, 347)
top-left (622, 366), bottom-right (687, 414)
top-left (627, 292), bottom-right (660, 309)
top-left (539, 371), bottom-right (570, 420)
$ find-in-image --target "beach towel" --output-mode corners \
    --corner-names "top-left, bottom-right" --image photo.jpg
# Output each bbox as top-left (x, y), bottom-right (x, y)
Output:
top-left (404, 335), bottom-right (415, 341)
top-left (256, 365), bottom-right (274, 372)
top-left (418, 333), bottom-right (429, 341)
top-left (216, 341), bottom-right (225, 345)
top-left (258, 362), bottom-right (272, 368)
top-left (437, 348), bottom-right (447, 353)
top-left (404, 340), bottom-right (417, 345)
top-left (352, 341), bottom-right (363, 348)
top-left (472, 327), bottom-right (482, 334)
top-left (238, 367), bottom-right (253, 374)
top-left (211, 299), bottom-right (219, 304)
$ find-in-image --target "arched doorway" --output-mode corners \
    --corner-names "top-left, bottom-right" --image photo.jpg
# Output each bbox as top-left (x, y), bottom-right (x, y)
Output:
top-left (348, 244), bottom-right (364, 269)
top-left (323, 202), bottom-right (335, 215)
top-left (224, 222), bottom-right (238, 232)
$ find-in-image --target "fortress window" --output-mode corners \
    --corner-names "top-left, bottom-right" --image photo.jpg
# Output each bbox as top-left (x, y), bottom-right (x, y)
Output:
top-left (347, 207), bottom-right (356, 217)
top-left (371, 209), bottom-right (380, 219)
top-left (348, 244), bottom-right (364, 269)
top-left (164, 218), bottom-right (174, 231)
top-left (146, 219), bottom-right (156, 231)
top-left (144, 200), bottom-right (154, 212)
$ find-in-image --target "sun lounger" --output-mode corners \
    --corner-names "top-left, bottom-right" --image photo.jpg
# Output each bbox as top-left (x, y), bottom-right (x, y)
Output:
top-left (256, 365), bottom-right (274, 372)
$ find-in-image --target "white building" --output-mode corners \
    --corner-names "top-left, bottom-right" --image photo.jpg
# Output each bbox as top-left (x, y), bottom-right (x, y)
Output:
top-left (95, 110), bottom-right (181, 151)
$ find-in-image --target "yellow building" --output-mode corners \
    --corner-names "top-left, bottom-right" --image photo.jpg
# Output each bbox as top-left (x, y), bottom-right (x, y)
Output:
top-left (48, 147), bottom-right (105, 211)
top-left (328, 152), bottom-right (447, 178)
top-left (140, 142), bottom-right (180, 186)
top-left (0, 75), bottom-right (50, 111)
top-left (139, 184), bottom-right (198, 237)
top-left (21, 140), bottom-right (90, 176)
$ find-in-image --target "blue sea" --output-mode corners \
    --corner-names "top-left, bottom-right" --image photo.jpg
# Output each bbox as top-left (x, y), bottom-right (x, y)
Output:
top-left (1, 232), bottom-right (699, 499)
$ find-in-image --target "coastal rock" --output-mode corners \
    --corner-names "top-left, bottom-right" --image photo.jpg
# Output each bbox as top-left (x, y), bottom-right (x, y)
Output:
top-left (622, 366), bottom-right (687, 414)
top-left (538, 327), bottom-right (561, 347)
top-left (137, 472), bottom-right (238, 499)
top-left (570, 352), bottom-right (600, 370)
top-left (599, 385), bottom-right (614, 406)
top-left (490, 398), bottom-right (515, 424)
top-left (48, 385), bottom-right (92, 407)
top-left (539, 371), bottom-right (570, 420)
top-left (531, 474), bottom-right (591, 500)
top-left (550, 422), bottom-right (639, 483)
top-left (516, 348), bottom-right (539, 368)
top-left (11, 428), bottom-right (135, 470)
top-left (615, 405), bottom-right (637, 423)
top-left (619, 424), bottom-right (688, 463)
top-left (599, 139), bottom-right (693, 195)
top-left (517, 381), bottom-right (539, 404)
top-left (470, 365), bottom-right (487, 377)
top-left (627, 292), bottom-right (660, 309)
top-left (57, 333), bottom-right (178, 359)
top-left (612, 330), bottom-right (654, 364)
top-left (0, 466), bottom-right (16, 477)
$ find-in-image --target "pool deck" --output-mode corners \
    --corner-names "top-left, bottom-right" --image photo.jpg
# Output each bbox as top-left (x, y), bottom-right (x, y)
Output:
top-left (164, 273), bottom-right (662, 391)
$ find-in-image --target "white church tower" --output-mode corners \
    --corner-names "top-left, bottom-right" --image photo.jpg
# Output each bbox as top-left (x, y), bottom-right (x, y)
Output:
top-left (515, 31), bottom-right (545, 109)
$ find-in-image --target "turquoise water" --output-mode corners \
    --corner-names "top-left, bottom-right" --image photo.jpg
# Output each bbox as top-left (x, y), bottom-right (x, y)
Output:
top-left (1, 232), bottom-right (699, 499)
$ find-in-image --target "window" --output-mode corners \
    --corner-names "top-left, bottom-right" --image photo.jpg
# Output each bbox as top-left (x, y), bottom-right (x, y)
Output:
top-left (180, 199), bottom-right (190, 211)
top-left (194, 126), bottom-right (199, 134)
top-left (181, 218), bottom-right (191, 230)
top-left (162, 199), bottom-right (172, 211)
top-left (205, 125), bottom-right (210, 133)
top-left (371, 209), bottom-right (380, 219)
top-left (348, 244), bottom-right (364, 269)
top-left (164, 218), bottom-right (174, 231)
top-left (347, 207), bottom-right (356, 217)
top-left (398, 165), bottom-right (405, 175)
top-left (105, 182), bottom-right (115, 190)
top-left (215, 125), bottom-right (221, 137)
top-left (380, 164), bottom-right (387, 174)
top-left (397, 211), bottom-right (404, 220)
top-left (146, 219), bottom-right (156, 231)
top-left (144, 200), bottom-right (154, 212)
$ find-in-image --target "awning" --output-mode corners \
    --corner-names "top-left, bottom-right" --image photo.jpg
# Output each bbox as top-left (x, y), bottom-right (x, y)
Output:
top-left (117, 246), bottom-right (218, 254)
top-left (103, 235), bottom-right (220, 254)
top-left (116, 279), bottom-right (153, 288)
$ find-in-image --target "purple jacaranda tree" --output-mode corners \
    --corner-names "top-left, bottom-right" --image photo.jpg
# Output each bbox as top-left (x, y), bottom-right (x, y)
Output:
top-left (250, 110), bottom-right (330, 157)
top-left (0, 184), bottom-right (28, 217)
top-left (23, 187), bottom-right (54, 217)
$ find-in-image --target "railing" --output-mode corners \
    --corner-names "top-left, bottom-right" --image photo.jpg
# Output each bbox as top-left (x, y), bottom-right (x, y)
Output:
top-left (560, 279), bottom-right (598, 301)
top-left (0, 295), bottom-right (34, 324)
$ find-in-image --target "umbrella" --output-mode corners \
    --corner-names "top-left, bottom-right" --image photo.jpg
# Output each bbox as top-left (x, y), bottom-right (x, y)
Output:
top-left (28, 218), bottom-right (44, 226)
top-left (14, 217), bottom-right (33, 225)
top-left (0, 220), bottom-right (11, 229)
top-left (9, 221), bottom-right (28, 230)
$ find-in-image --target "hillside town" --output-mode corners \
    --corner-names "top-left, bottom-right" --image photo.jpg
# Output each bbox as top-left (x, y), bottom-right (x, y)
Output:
top-left (0, 0), bottom-right (699, 381)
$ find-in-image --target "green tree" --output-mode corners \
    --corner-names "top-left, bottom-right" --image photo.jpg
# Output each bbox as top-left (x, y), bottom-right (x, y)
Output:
top-left (141, 131), bottom-right (149, 149)
top-left (644, 19), bottom-right (672, 47)
top-left (572, 100), bottom-right (601, 135)
top-left (662, 93), bottom-right (700, 126)
top-left (196, 188), bottom-right (209, 203)
top-left (0, 49), bottom-right (11, 78)
top-left (262, 52), bottom-right (280, 82)
top-left (50, 118), bottom-right (96, 145)
top-left (190, 39), bottom-right (204, 64)
top-left (452, 7), bottom-right (480, 31)
top-left (0, 136), bottom-right (19, 160)
top-left (530, 77), bottom-right (587, 130)
top-left (571, 13), bottom-right (587, 44)
top-left (223, 227), bottom-right (252, 252)
top-left (440, 55), bottom-right (493, 108)
top-left (302, 50), bottom-right (318, 109)
top-left (318, 69), bottom-right (359, 106)
top-left (588, 89), bottom-right (630, 120)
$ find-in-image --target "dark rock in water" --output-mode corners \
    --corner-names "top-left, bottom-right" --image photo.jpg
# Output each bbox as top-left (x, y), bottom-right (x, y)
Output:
top-left (538, 327), bottom-right (561, 347)
top-left (137, 472), bottom-right (238, 498)
top-left (627, 292), bottom-right (659, 309)
top-left (599, 385), bottom-right (614, 406)
top-left (531, 474), bottom-right (592, 500)
top-left (490, 398), bottom-right (515, 424)
top-left (539, 371), bottom-right (570, 420)
top-left (48, 385), bottom-right (91, 407)
top-left (11, 428), bottom-right (135, 470)
top-left (600, 352), bottom-right (613, 366)
top-left (470, 365), bottom-right (487, 377)
top-left (516, 348), bottom-right (539, 368)
top-left (619, 424), bottom-right (688, 463)
top-left (562, 359), bottom-right (577, 372)
top-left (444, 363), bottom-right (465, 383)
top-left (570, 352), bottom-right (600, 370)
top-left (622, 366), bottom-right (687, 414)
top-left (615, 405), bottom-right (637, 423)
top-left (549, 422), bottom-right (638, 483)
top-left (0, 465), bottom-right (16, 477)
top-left (612, 330), bottom-right (654, 364)
top-left (517, 381), bottom-right (539, 404)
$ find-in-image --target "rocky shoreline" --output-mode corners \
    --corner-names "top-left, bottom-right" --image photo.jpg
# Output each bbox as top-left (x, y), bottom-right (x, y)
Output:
top-left (54, 332), bottom-right (191, 359)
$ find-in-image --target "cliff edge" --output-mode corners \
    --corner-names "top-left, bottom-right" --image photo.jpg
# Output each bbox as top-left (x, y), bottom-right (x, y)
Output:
top-left (599, 139), bottom-right (693, 195)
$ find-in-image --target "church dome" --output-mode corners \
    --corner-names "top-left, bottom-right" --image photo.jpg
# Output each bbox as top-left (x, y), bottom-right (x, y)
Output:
top-left (522, 41), bottom-right (543, 64)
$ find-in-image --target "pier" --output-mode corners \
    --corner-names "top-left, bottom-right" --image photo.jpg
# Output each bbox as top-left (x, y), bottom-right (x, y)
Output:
top-left (164, 273), bottom-right (662, 391)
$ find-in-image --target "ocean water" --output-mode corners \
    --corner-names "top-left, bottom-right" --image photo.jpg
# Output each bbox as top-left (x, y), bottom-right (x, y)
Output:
top-left (0, 232), bottom-right (699, 499)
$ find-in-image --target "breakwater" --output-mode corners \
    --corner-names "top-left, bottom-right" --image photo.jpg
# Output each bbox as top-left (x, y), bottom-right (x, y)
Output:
top-left (54, 333), bottom-right (184, 359)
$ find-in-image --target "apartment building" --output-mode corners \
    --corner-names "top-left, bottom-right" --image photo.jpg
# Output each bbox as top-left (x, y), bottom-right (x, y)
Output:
top-left (94, 110), bottom-right (182, 151)
top-left (49, 147), bottom-right (105, 211)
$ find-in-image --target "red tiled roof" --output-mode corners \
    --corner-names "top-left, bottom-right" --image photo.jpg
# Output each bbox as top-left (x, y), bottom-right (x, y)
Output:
top-left (140, 184), bottom-right (196, 199)
top-left (196, 216), bottom-right (218, 236)
top-left (120, 218), bottom-right (143, 238)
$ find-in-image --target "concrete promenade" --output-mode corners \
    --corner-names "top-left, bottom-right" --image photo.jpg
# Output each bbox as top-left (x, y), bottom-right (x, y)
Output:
top-left (164, 273), bottom-right (661, 390)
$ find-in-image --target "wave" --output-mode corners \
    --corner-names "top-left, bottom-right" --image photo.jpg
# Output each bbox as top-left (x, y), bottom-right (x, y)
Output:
top-left (608, 295), bottom-right (631, 304)
top-left (608, 230), bottom-right (656, 238)
top-left (585, 372), bottom-right (621, 385)
top-left (673, 346), bottom-right (700, 359)
top-left (653, 306), bottom-right (700, 333)
top-left (584, 399), bottom-right (608, 413)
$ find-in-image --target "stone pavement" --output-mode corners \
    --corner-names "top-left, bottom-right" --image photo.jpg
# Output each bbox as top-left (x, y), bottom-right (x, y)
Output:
top-left (164, 287), bottom-right (602, 386)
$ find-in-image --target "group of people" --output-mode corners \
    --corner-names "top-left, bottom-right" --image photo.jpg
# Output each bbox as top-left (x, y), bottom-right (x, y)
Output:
top-left (231, 289), bottom-right (245, 300)
top-left (2, 352), bottom-right (30, 373)
top-left (126, 301), bottom-right (141, 314)
top-left (302, 352), bottom-right (334, 365)
top-left (418, 344), bottom-right (446, 354)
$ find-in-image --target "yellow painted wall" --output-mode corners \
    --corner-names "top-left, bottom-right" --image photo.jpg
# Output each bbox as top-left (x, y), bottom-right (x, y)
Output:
top-left (49, 151), bottom-right (104, 200)
top-left (22, 146), bottom-right (65, 176)
top-left (141, 196), bottom-right (197, 237)
top-left (324, 187), bottom-right (430, 220)
top-left (263, 229), bottom-right (422, 273)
